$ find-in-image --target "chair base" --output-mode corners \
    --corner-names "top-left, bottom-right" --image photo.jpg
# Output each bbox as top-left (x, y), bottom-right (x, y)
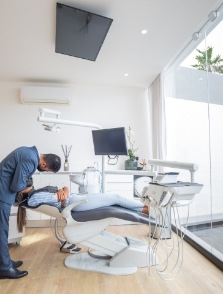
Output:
top-left (64, 252), bottom-right (137, 275)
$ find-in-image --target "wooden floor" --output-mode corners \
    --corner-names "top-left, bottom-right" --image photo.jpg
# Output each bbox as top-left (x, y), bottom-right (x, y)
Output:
top-left (1, 224), bottom-right (223, 294)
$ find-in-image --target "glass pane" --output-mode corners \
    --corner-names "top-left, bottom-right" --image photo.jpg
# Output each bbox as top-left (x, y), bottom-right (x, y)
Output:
top-left (206, 20), bottom-right (223, 258)
top-left (164, 19), bottom-right (223, 266)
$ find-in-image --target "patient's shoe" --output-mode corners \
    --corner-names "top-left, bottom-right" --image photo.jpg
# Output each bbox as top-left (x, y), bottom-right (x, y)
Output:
top-left (0, 267), bottom-right (28, 279)
top-left (11, 260), bottom-right (23, 268)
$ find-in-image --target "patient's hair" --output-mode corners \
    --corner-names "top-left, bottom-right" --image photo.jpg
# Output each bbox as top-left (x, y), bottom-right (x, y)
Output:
top-left (17, 206), bottom-right (27, 232)
top-left (43, 154), bottom-right (61, 172)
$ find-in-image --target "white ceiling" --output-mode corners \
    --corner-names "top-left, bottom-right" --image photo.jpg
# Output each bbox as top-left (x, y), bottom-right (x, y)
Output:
top-left (0, 0), bottom-right (222, 89)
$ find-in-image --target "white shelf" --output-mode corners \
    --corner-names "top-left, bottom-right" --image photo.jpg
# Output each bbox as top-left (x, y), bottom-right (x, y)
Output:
top-left (34, 171), bottom-right (80, 175)
top-left (104, 169), bottom-right (157, 177)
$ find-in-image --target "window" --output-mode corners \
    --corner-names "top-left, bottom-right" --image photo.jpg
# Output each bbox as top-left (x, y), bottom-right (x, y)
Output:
top-left (164, 8), bottom-right (223, 270)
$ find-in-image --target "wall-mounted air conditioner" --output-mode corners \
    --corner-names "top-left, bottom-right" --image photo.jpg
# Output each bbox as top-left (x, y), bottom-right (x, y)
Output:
top-left (20, 86), bottom-right (72, 104)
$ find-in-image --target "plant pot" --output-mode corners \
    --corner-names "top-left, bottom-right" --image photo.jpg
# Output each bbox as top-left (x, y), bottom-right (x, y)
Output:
top-left (125, 159), bottom-right (138, 170)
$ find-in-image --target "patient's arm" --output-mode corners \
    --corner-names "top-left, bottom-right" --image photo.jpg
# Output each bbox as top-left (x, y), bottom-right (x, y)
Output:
top-left (57, 186), bottom-right (69, 199)
top-left (20, 186), bottom-right (33, 194)
top-left (57, 186), bottom-right (70, 208)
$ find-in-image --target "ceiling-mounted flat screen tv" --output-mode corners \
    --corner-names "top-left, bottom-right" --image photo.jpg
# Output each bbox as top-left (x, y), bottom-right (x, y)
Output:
top-left (55, 2), bottom-right (113, 61)
top-left (92, 127), bottom-right (128, 156)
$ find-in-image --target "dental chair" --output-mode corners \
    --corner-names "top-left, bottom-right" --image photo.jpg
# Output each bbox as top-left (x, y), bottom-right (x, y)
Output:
top-left (22, 200), bottom-right (157, 275)
top-left (21, 178), bottom-right (203, 276)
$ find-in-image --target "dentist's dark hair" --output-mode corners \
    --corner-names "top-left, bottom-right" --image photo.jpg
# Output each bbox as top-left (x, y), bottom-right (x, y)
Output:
top-left (43, 154), bottom-right (61, 172)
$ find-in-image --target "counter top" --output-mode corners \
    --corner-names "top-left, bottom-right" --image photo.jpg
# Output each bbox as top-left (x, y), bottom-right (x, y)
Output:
top-left (34, 170), bottom-right (158, 177)
top-left (34, 171), bottom-right (80, 175)
top-left (104, 170), bottom-right (157, 177)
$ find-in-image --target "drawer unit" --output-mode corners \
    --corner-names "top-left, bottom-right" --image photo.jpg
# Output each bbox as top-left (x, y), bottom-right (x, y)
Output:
top-left (105, 174), bottom-right (134, 198)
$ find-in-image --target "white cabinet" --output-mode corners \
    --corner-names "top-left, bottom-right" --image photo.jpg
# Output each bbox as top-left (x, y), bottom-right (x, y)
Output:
top-left (104, 170), bottom-right (156, 198)
top-left (32, 172), bottom-right (71, 188)
top-left (104, 174), bottom-right (136, 225)
top-left (105, 174), bottom-right (134, 198)
top-left (8, 206), bottom-right (25, 244)
top-left (38, 172), bottom-right (71, 188)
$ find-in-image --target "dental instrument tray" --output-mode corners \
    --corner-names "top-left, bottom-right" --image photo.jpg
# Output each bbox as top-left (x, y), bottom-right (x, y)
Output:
top-left (141, 181), bottom-right (203, 207)
top-left (153, 172), bottom-right (179, 184)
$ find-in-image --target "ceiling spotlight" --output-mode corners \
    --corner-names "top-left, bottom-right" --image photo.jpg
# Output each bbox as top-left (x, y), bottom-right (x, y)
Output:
top-left (124, 73), bottom-right (129, 77)
top-left (141, 29), bottom-right (148, 35)
top-left (192, 32), bottom-right (200, 41)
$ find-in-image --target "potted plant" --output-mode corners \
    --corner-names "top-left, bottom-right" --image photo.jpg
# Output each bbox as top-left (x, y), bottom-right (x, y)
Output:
top-left (125, 127), bottom-right (138, 170)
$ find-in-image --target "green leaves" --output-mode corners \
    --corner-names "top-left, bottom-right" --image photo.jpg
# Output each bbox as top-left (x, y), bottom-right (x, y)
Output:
top-left (191, 46), bottom-right (223, 73)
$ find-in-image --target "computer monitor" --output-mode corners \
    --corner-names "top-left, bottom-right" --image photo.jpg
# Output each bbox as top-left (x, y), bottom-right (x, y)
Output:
top-left (92, 127), bottom-right (128, 156)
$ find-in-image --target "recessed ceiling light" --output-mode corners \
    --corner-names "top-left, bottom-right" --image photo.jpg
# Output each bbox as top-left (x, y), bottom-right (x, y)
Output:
top-left (124, 73), bottom-right (129, 77)
top-left (141, 29), bottom-right (148, 35)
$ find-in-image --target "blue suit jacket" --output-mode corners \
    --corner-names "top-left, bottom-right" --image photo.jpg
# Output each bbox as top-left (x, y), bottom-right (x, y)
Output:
top-left (0, 146), bottom-right (39, 205)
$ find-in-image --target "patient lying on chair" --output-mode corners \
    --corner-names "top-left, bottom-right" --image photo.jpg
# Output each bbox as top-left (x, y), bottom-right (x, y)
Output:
top-left (27, 186), bottom-right (149, 214)
top-left (17, 186), bottom-right (149, 232)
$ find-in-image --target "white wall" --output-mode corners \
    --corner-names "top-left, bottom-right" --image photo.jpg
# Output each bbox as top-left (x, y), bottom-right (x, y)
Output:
top-left (0, 83), bottom-right (151, 172)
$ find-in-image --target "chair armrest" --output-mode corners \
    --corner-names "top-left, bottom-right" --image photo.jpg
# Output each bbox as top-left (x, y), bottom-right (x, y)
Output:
top-left (62, 200), bottom-right (87, 219)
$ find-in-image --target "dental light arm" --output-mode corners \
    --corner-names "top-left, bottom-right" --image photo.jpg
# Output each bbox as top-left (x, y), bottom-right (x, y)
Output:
top-left (37, 108), bottom-right (106, 191)
top-left (38, 108), bottom-right (102, 130)
top-left (39, 107), bottom-right (61, 118)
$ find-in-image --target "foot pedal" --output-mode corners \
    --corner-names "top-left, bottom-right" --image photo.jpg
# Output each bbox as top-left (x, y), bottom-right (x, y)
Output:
top-left (60, 241), bottom-right (81, 254)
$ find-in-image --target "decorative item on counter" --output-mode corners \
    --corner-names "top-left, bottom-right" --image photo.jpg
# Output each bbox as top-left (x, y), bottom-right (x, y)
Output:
top-left (125, 127), bottom-right (138, 170)
top-left (61, 144), bottom-right (72, 171)
top-left (140, 159), bottom-right (147, 170)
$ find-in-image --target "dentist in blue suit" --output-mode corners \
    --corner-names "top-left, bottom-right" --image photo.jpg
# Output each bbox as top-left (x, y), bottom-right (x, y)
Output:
top-left (0, 146), bottom-right (61, 279)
